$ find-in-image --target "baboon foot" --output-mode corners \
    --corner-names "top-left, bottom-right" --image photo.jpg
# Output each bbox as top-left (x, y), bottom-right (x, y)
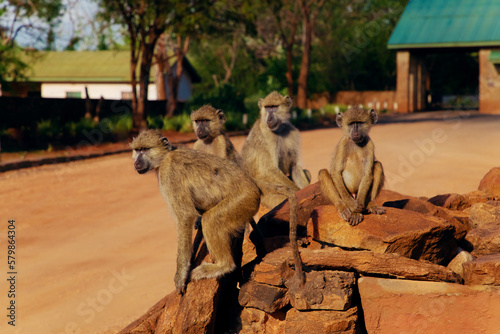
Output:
top-left (348, 212), bottom-right (364, 226)
top-left (190, 262), bottom-right (236, 281)
top-left (367, 202), bottom-right (386, 215)
top-left (338, 207), bottom-right (353, 222)
top-left (174, 269), bottom-right (189, 295)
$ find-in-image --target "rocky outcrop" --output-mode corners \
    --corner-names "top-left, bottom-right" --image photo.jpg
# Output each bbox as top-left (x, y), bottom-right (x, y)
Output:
top-left (463, 253), bottom-right (500, 286)
top-left (359, 276), bottom-right (500, 334)
top-left (478, 167), bottom-right (500, 197)
top-left (307, 205), bottom-right (457, 264)
top-left (120, 167), bottom-right (500, 334)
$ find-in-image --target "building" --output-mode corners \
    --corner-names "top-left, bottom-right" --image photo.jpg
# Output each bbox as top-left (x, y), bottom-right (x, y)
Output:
top-left (388, 0), bottom-right (500, 113)
top-left (2, 50), bottom-right (200, 101)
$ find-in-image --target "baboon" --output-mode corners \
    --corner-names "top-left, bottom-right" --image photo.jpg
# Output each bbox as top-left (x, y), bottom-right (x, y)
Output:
top-left (189, 106), bottom-right (305, 285)
top-left (130, 130), bottom-right (261, 293)
top-left (318, 106), bottom-right (385, 226)
top-left (190, 105), bottom-right (242, 166)
top-left (241, 91), bottom-right (311, 209)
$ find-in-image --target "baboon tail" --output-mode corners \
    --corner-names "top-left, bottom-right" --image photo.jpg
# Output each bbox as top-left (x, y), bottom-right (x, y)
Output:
top-left (255, 181), bottom-right (305, 285)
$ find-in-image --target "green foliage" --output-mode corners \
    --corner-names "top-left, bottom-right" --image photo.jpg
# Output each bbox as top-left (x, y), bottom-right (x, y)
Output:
top-left (162, 113), bottom-right (193, 133)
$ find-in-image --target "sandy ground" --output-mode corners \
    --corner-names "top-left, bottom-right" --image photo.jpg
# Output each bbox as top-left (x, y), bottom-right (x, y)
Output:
top-left (1, 111), bottom-right (500, 334)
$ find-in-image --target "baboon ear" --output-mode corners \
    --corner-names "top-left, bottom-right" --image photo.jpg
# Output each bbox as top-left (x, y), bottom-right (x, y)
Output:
top-left (369, 109), bottom-right (378, 124)
top-left (160, 137), bottom-right (174, 150)
top-left (217, 109), bottom-right (226, 123)
top-left (284, 96), bottom-right (293, 109)
top-left (336, 112), bottom-right (343, 128)
top-left (258, 98), bottom-right (264, 110)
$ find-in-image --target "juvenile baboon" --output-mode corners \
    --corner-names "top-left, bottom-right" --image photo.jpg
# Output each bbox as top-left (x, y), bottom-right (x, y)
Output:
top-left (319, 106), bottom-right (385, 226)
top-left (130, 130), bottom-right (261, 293)
top-left (241, 91), bottom-right (311, 209)
top-left (190, 105), bottom-right (242, 166)
top-left (189, 107), bottom-right (305, 285)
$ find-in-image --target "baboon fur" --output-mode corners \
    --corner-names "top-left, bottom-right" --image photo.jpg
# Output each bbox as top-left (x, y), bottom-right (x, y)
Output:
top-left (130, 130), bottom-right (260, 293)
top-left (318, 106), bottom-right (385, 226)
top-left (241, 91), bottom-right (311, 209)
top-left (190, 105), bottom-right (242, 166)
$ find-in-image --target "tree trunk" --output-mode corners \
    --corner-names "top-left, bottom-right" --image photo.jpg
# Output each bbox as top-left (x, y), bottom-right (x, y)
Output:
top-left (166, 36), bottom-right (189, 117)
top-left (296, 18), bottom-right (312, 109)
top-left (285, 45), bottom-right (294, 99)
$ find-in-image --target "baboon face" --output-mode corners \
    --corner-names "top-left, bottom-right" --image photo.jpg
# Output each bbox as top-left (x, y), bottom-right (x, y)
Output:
top-left (130, 130), bottom-right (172, 173)
top-left (337, 106), bottom-right (377, 144)
top-left (191, 105), bottom-right (225, 141)
top-left (258, 91), bottom-right (293, 131)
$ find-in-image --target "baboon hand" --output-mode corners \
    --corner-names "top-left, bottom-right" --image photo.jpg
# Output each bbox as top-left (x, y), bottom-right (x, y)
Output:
top-left (367, 202), bottom-right (386, 215)
top-left (349, 212), bottom-right (364, 226)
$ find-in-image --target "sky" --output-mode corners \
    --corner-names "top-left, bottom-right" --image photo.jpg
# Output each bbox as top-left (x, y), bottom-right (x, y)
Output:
top-left (1, 0), bottom-right (122, 50)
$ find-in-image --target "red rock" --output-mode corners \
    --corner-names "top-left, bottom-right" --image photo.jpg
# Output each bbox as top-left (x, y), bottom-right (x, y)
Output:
top-left (249, 247), bottom-right (295, 286)
top-left (359, 277), bottom-right (500, 334)
top-left (378, 189), bottom-right (469, 239)
top-left (463, 253), bottom-right (500, 285)
top-left (478, 167), bottom-right (500, 197)
top-left (239, 308), bottom-right (286, 334)
top-left (307, 205), bottom-right (457, 264)
top-left (258, 182), bottom-right (330, 235)
top-left (469, 202), bottom-right (500, 229)
top-left (465, 222), bottom-right (500, 255)
top-left (284, 307), bottom-right (360, 334)
top-left (287, 270), bottom-right (355, 311)
top-left (446, 248), bottom-right (475, 278)
top-left (238, 280), bottom-right (289, 313)
top-left (298, 247), bottom-right (461, 283)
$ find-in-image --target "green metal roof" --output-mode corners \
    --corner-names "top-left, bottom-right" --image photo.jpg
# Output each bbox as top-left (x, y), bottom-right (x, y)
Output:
top-left (490, 50), bottom-right (500, 64)
top-left (388, 0), bottom-right (500, 49)
top-left (24, 51), bottom-right (141, 82)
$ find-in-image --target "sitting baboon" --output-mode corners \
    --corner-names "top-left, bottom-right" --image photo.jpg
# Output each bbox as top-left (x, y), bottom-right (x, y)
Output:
top-left (190, 105), bottom-right (242, 166)
top-left (318, 106), bottom-right (385, 226)
top-left (130, 130), bottom-right (261, 293)
top-left (190, 106), bottom-right (305, 285)
top-left (241, 91), bottom-right (311, 209)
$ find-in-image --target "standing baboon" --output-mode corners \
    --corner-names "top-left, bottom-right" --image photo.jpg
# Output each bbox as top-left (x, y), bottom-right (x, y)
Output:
top-left (190, 105), bottom-right (242, 166)
top-left (190, 106), bottom-right (305, 285)
top-left (241, 91), bottom-right (311, 209)
top-left (130, 130), bottom-right (261, 293)
top-left (318, 106), bottom-right (385, 226)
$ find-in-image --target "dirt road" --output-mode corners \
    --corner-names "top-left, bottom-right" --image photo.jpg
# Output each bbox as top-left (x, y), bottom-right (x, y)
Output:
top-left (1, 111), bottom-right (500, 333)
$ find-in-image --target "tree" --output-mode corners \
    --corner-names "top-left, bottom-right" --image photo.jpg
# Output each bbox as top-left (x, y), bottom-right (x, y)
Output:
top-left (262, 0), bottom-right (324, 108)
top-left (295, 0), bottom-right (325, 109)
top-left (98, 0), bottom-right (169, 133)
top-left (0, 0), bottom-right (62, 83)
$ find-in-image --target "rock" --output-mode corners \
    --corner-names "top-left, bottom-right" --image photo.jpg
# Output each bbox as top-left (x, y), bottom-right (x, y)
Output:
top-left (377, 189), bottom-right (469, 239)
top-left (287, 270), bottom-right (356, 311)
top-left (258, 182), bottom-right (330, 237)
top-left (469, 202), bottom-right (500, 229)
top-left (465, 222), bottom-right (500, 255)
top-left (298, 247), bottom-right (462, 283)
top-left (307, 205), bottom-right (457, 264)
top-left (122, 278), bottom-right (221, 334)
top-left (284, 307), bottom-right (360, 334)
top-left (238, 280), bottom-right (289, 313)
top-left (463, 253), bottom-right (500, 285)
top-left (428, 190), bottom-right (497, 211)
top-left (239, 308), bottom-right (286, 334)
top-left (248, 247), bottom-right (295, 286)
top-left (478, 167), bottom-right (500, 197)
top-left (446, 248), bottom-right (475, 278)
top-left (358, 276), bottom-right (500, 334)
top-left (120, 294), bottom-right (173, 334)
top-left (155, 278), bottom-right (220, 334)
